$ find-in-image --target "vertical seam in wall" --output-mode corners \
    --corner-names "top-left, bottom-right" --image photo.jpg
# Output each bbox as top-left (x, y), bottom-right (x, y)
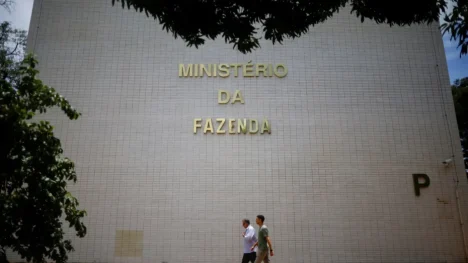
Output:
top-left (32, 0), bottom-right (44, 53)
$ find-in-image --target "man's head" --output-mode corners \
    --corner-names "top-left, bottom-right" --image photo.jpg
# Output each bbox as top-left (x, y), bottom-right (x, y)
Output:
top-left (242, 219), bottom-right (250, 228)
top-left (256, 215), bottom-right (265, 225)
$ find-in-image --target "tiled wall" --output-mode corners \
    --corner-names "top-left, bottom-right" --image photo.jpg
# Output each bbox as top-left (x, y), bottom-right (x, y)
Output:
top-left (19, 0), bottom-right (468, 262)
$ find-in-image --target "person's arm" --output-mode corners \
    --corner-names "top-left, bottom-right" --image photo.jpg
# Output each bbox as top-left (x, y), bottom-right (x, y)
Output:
top-left (266, 236), bottom-right (274, 256)
top-left (244, 227), bottom-right (255, 241)
top-left (250, 241), bottom-right (258, 251)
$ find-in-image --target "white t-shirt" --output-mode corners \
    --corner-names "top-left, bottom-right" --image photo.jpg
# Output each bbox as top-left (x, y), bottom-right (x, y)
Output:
top-left (243, 225), bottom-right (258, 253)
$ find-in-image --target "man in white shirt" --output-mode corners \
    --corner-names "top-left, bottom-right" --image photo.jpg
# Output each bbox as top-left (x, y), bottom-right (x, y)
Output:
top-left (242, 219), bottom-right (258, 263)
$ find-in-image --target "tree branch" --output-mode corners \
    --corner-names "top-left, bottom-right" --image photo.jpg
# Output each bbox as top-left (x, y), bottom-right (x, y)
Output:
top-left (6, 42), bottom-right (18, 56)
top-left (0, 0), bottom-right (14, 12)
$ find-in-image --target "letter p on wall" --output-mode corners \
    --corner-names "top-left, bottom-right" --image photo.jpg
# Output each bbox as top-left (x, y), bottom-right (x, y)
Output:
top-left (412, 174), bottom-right (430, 196)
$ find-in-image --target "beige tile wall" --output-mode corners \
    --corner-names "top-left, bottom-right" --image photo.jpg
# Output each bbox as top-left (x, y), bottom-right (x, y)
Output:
top-left (15, 0), bottom-right (468, 262)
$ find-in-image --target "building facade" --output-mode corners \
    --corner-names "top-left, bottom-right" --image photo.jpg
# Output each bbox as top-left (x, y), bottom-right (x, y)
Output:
top-left (21, 0), bottom-right (468, 262)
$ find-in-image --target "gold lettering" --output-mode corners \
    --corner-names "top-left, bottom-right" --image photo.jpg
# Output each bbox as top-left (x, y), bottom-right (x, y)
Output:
top-left (193, 118), bottom-right (202, 134)
top-left (204, 118), bottom-right (214, 134)
top-left (261, 119), bottom-right (271, 134)
top-left (216, 118), bottom-right (226, 134)
top-left (256, 64), bottom-right (268, 77)
top-left (249, 119), bottom-right (259, 134)
top-left (218, 64), bottom-right (230, 78)
top-left (273, 64), bottom-right (287, 78)
top-left (200, 64), bottom-right (212, 77)
top-left (231, 90), bottom-right (245, 104)
top-left (218, 90), bottom-right (230, 104)
top-left (228, 119), bottom-right (236, 134)
top-left (238, 119), bottom-right (247, 134)
top-left (180, 63), bottom-right (287, 78)
top-left (194, 64), bottom-right (199, 77)
top-left (243, 61), bottom-right (254, 77)
top-left (231, 64), bottom-right (241, 77)
top-left (179, 64), bottom-right (193, 77)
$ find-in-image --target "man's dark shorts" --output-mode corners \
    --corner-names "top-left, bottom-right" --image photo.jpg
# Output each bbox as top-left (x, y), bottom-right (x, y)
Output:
top-left (242, 252), bottom-right (257, 263)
